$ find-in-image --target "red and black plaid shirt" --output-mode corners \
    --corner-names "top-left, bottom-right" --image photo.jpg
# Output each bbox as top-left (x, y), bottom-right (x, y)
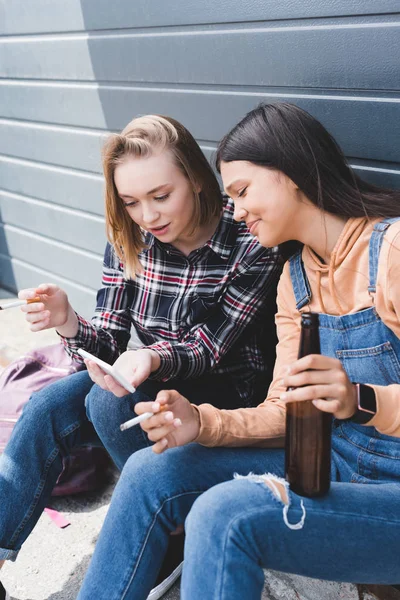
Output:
top-left (62, 199), bottom-right (282, 405)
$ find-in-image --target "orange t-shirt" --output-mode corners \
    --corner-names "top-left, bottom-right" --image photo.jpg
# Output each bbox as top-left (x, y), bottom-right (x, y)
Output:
top-left (194, 217), bottom-right (400, 447)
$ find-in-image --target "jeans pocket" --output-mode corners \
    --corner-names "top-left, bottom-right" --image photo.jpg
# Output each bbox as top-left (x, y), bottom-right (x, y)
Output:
top-left (336, 341), bottom-right (400, 385)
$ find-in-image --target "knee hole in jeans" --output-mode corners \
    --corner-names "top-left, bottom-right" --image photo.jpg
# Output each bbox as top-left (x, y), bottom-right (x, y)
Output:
top-left (234, 472), bottom-right (306, 531)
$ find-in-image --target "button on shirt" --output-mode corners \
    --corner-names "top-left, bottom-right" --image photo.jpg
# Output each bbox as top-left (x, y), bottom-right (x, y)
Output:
top-left (61, 199), bottom-right (282, 406)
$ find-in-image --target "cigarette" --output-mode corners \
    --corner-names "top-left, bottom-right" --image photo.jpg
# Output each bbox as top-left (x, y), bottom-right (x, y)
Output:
top-left (0, 297), bottom-right (41, 310)
top-left (120, 412), bottom-right (154, 431)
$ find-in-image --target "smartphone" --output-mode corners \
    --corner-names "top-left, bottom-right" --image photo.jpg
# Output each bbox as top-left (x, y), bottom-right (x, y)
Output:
top-left (77, 348), bottom-right (136, 394)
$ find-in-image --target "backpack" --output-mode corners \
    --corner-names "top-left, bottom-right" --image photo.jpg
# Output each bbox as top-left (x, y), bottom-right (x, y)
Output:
top-left (0, 343), bottom-right (110, 496)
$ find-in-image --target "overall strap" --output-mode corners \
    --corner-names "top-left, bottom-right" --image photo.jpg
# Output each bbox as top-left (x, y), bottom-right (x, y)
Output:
top-left (289, 249), bottom-right (311, 310)
top-left (368, 217), bottom-right (400, 295)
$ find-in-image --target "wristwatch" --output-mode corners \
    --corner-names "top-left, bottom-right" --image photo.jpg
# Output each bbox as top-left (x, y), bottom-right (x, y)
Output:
top-left (350, 383), bottom-right (377, 424)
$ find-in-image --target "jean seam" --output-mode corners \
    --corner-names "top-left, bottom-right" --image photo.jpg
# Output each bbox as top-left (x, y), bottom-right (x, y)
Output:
top-left (339, 428), bottom-right (400, 459)
top-left (120, 489), bottom-right (204, 600)
top-left (328, 319), bottom-right (380, 332)
top-left (57, 420), bottom-right (83, 441)
top-left (293, 256), bottom-right (307, 310)
top-left (215, 503), bottom-right (400, 599)
top-left (8, 421), bottom-right (82, 548)
top-left (0, 547), bottom-right (19, 561)
top-left (286, 507), bottom-right (400, 524)
top-left (336, 341), bottom-right (393, 358)
top-left (8, 445), bottom-right (59, 546)
top-left (217, 503), bottom-right (281, 600)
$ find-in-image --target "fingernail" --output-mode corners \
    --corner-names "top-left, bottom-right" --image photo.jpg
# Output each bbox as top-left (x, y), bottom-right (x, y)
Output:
top-left (281, 393), bottom-right (287, 401)
top-left (152, 402), bottom-right (160, 412)
top-left (173, 419), bottom-right (182, 427)
top-left (164, 412), bottom-right (173, 422)
top-left (285, 366), bottom-right (291, 375)
top-left (161, 438), bottom-right (168, 447)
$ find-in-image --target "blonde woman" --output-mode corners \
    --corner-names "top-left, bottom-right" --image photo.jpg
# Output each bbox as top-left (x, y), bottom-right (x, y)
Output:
top-left (0, 115), bottom-right (282, 600)
top-left (75, 104), bottom-right (400, 600)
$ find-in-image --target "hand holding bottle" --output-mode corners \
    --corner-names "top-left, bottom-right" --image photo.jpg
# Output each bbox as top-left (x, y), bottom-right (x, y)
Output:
top-left (19, 283), bottom-right (78, 336)
top-left (283, 312), bottom-right (330, 497)
top-left (280, 354), bottom-right (358, 420)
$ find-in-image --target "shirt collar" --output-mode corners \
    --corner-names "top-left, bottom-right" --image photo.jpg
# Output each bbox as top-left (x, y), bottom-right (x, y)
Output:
top-left (142, 230), bottom-right (155, 252)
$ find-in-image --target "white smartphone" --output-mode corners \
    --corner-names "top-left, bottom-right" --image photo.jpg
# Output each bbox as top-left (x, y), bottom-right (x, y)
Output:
top-left (77, 348), bottom-right (136, 394)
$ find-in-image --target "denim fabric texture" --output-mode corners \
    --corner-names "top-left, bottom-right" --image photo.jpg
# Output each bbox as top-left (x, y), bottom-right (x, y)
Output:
top-left (0, 370), bottom-right (97, 560)
top-left (0, 368), bottom-right (241, 561)
top-left (75, 219), bottom-right (400, 599)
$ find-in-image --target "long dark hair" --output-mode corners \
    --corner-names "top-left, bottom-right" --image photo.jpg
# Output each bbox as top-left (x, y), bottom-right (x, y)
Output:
top-left (216, 102), bottom-right (400, 219)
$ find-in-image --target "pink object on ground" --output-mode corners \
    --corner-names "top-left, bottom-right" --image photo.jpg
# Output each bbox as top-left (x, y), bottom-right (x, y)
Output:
top-left (44, 508), bottom-right (71, 529)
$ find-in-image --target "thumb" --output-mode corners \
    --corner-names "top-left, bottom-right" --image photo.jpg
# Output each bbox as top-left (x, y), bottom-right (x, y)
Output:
top-left (35, 283), bottom-right (60, 297)
top-left (155, 389), bottom-right (187, 407)
top-left (131, 364), bottom-right (149, 388)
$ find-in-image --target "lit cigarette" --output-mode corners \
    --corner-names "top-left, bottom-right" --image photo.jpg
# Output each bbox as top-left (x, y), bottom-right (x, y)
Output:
top-left (0, 297), bottom-right (41, 311)
top-left (120, 412), bottom-right (154, 431)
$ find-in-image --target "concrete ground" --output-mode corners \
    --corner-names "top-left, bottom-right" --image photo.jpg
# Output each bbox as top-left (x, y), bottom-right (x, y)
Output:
top-left (0, 291), bottom-right (395, 600)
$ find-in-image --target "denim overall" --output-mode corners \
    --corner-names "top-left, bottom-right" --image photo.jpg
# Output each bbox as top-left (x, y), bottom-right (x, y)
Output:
top-left (289, 218), bottom-right (400, 484)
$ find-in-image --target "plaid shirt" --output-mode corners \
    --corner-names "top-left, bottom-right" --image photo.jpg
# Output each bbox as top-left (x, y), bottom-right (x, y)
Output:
top-left (62, 198), bottom-right (282, 405)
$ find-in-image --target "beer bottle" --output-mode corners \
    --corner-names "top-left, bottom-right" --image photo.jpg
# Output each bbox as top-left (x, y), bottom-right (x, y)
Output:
top-left (285, 312), bottom-right (332, 497)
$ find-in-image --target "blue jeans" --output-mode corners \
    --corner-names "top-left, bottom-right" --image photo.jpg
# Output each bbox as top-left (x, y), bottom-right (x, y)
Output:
top-left (0, 370), bottom-right (151, 561)
top-left (84, 373), bottom-right (242, 471)
top-left (77, 444), bottom-right (400, 600)
top-left (0, 369), bottom-right (241, 560)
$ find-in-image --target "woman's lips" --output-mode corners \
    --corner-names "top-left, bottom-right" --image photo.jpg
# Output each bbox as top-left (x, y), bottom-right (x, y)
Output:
top-left (149, 223), bottom-right (170, 236)
top-left (247, 220), bottom-right (261, 235)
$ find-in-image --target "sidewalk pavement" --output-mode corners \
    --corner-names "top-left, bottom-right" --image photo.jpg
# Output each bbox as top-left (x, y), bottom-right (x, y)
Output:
top-left (0, 292), bottom-right (391, 600)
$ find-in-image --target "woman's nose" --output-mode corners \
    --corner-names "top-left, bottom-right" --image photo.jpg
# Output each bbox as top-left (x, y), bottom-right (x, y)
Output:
top-left (142, 206), bottom-right (160, 225)
top-left (233, 205), bottom-right (248, 222)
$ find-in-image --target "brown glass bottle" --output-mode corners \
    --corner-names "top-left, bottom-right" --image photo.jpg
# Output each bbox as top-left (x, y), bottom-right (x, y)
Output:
top-left (285, 312), bottom-right (332, 497)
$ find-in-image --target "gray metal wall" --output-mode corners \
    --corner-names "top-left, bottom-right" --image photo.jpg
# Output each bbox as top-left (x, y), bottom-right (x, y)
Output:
top-left (1, 1), bottom-right (399, 316)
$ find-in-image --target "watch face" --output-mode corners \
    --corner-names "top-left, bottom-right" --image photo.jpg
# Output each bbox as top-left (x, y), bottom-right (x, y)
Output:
top-left (351, 384), bottom-right (377, 424)
top-left (359, 384), bottom-right (377, 415)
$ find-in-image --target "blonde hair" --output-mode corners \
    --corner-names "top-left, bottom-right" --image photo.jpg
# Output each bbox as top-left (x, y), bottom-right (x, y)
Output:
top-left (103, 115), bottom-right (223, 278)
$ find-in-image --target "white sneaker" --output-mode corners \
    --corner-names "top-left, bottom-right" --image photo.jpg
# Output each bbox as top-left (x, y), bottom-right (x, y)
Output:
top-left (147, 532), bottom-right (185, 599)
top-left (147, 561), bottom-right (183, 600)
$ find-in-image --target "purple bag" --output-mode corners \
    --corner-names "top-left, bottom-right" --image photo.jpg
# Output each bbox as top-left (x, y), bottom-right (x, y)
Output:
top-left (0, 343), bottom-right (110, 495)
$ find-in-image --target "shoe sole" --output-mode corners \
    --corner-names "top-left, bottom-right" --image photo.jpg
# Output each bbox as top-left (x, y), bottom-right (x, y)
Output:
top-left (147, 561), bottom-right (183, 600)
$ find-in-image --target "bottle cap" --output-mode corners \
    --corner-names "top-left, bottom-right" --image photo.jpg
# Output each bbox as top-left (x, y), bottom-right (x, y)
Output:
top-left (301, 312), bottom-right (319, 328)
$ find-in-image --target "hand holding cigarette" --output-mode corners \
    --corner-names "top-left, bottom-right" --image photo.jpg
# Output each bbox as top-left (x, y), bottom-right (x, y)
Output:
top-left (130, 390), bottom-right (201, 454)
top-left (120, 410), bottom-right (162, 431)
top-left (18, 284), bottom-right (77, 335)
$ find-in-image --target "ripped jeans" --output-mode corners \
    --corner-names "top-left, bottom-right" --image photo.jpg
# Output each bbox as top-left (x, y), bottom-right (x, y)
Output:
top-left (78, 443), bottom-right (400, 600)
